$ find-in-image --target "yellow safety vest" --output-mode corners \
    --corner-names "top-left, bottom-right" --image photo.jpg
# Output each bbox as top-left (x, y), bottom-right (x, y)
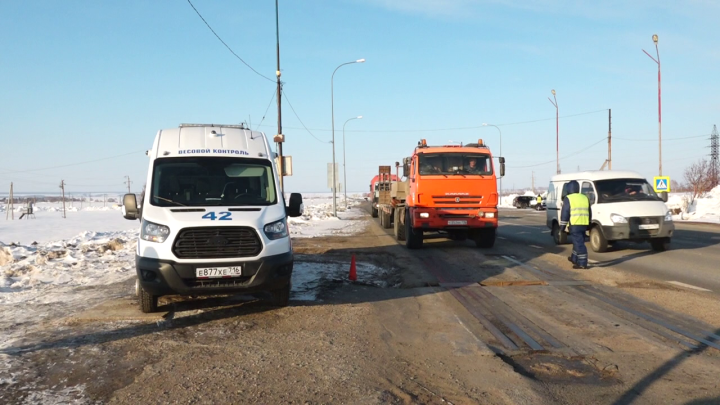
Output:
top-left (537, 196), bottom-right (542, 203)
top-left (567, 193), bottom-right (590, 226)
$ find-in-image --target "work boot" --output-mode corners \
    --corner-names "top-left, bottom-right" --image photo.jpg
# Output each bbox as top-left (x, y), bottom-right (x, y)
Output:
top-left (567, 256), bottom-right (573, 262)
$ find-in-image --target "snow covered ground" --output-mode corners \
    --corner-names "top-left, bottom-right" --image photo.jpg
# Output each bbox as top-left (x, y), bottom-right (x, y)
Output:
top-left (666, 186), bottom-right (720, 224)
top-left (0, 193), bottom-right (377, 377)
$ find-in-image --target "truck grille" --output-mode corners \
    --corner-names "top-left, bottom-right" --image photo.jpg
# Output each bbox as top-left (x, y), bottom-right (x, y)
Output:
top-left (172, 227), bottom-right (262, 259)
top-left (432, 195), bottom-right (483, 204)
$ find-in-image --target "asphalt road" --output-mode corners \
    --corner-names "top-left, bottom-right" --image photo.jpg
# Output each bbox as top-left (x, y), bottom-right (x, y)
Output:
top-left (498, 207), bottom-right (720, 293)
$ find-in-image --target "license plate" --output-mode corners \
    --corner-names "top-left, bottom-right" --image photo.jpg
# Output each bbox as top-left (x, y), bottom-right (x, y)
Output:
top-left (196, 266), bottom-right (242, 278)
top-left (639, 224), bottom-right (659, 230)
top-left (448, 220), bottom-right (467, 225)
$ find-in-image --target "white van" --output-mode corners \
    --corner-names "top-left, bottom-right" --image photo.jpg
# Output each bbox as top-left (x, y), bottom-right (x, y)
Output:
top-left (122, 123), bottom-right (303, 313)
top-left (546, 170), bottom-right (674, 253)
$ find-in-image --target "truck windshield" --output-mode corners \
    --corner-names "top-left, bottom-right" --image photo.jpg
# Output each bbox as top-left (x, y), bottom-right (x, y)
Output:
top-left (418, 153), bottom-right (492, 176)
top-left (594, 179), bottom-right (661, 203)
top-left (150, 157), bottom-right (277, 207)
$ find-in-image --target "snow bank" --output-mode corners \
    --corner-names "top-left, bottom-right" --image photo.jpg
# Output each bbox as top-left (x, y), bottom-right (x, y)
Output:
top-left (669, 186), bottom-right (720, 223)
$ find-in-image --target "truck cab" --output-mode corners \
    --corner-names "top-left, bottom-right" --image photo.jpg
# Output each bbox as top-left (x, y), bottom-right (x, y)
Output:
top-left (400, 139), bottom-right (505, 249)
top-left (121, 123), bottom-right (303, 313)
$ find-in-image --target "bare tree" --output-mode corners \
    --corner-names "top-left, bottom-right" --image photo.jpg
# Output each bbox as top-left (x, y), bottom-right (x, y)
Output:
top-left (684, 159), bottom-right (713, 204)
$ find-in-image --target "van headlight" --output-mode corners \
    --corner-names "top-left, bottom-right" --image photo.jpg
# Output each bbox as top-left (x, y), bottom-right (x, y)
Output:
top-left (610, 214), bottom-right (627, 224)
top-left (665, 211), bottom-right (673, 222)
top-left (264, 218), bottom-right (288, 240)
top-left (141, 219), bottom-right (170, 243)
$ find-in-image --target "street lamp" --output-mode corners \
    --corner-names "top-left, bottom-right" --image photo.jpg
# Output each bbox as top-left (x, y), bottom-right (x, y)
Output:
top-left (343, 116), bottom-right (362, 208)
top-left (548, 89), bottom-right (559, 174)
top-left (331, 58), bottom-right (365, 217)
top-left (482, 123), bottom-right (502, 201)
top-left (643, 34), bottom-right (662, 176)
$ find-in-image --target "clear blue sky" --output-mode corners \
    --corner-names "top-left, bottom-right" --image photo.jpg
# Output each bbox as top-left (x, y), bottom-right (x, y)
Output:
top-left (1, 0), bottom-right (718, 195)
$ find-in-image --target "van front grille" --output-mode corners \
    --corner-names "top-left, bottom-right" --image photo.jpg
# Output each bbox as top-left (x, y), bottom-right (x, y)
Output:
top-left (172, 227), bottom-right (262, 259)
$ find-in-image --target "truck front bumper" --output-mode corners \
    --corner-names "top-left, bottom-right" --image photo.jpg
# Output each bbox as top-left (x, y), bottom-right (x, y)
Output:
top-left (412, 207), bottom-right (498, 231)
top-left (136, 252), bottom-right (293, 297)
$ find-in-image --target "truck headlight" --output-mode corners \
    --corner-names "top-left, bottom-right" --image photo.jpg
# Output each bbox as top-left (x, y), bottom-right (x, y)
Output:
top-left (664, 211), bottom-right (673, 222)
top-left (610, 214), bottom-right (627, 224)
top-left (264, 218), bottom-right (288, 240)
top-left (419, 212), bottom-right (430, 218)
top-left (141, 219), bottom-right (170, 243)
top-left (486, 212), bottom-right (495, 218)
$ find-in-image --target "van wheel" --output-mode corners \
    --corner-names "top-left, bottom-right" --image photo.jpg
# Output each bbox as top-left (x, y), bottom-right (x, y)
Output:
top-left (405, 211), bottom-right (423, 249)
top-left (270, 283), bottom-right (291, 307)
top-left (650, 238), bottom-right (670, 252)
top-left (552, 223), bottom-right (568, 245)
top-left (474, 229), bottom-right (496, 248)
top-left (590, 226), bottom-right (608, 253)
top-left (139, 288), bottom-right (158, 313)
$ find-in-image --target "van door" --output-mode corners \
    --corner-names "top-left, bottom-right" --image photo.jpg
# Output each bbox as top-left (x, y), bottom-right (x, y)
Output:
top-left (581, 181), bottom-right (596, 204)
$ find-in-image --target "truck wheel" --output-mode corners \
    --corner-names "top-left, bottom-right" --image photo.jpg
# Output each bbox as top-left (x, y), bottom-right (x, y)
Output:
top-left (394, 208), bottom-right (406, 241)
top-left (405, 211), bottom-right (423, 249)
top-left (552, 222), bottom-right (568, 245)
top-left (474, 229), bottom-right (496, 248)
top-left (139, 287), bottom-right (158, 313)
top-left (650, 238), bottom-right (670, 252)
top-left (382, 211), bottom-right (392, 229)
top-left (270, 282), bottom-right (291, 307)
top-left (590, 226), bottom-right (608, 253)
top-left (371, 206), bottom-right (378, 218)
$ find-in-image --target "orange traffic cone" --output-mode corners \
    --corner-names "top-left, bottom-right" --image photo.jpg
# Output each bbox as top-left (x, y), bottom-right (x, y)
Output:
top-left (349, 254), bottom-right (357, 281)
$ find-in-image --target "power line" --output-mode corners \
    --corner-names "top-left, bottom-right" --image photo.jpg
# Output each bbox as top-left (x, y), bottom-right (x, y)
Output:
top-left (254, 89), bottom-right (277, 131)
top-left (613, 134), bottom-right (709, 141)
top-left (508, 137), bottom-right (607, 168)
top-left (0, 150), bottom-right (145, 174)
top-left (257, 108), bottom-right (609, 133)
top-left (186, 0), bottom-right (275, 83)
top-left (281, 89), bottom-right (330, 144)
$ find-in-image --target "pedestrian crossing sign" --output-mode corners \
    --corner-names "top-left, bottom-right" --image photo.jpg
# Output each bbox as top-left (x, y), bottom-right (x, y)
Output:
top-left (653, 176), bottom-right (670, 193)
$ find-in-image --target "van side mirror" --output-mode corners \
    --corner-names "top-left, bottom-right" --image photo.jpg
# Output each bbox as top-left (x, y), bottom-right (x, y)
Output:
top-left (122, 193), bottom-right (140, 220)
top-left (287, 193), bottom-right (303, 217)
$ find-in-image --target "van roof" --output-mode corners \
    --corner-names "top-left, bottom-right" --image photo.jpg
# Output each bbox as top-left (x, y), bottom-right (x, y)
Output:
top-left (551, 170), bottom-right (646, 182)
top-left (152, 124), bottom-right (270, 159)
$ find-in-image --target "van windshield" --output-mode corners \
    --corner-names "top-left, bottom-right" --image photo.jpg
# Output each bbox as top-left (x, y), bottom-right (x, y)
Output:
top-left (150, 157), bottom-right (277, 207)
top-left (418, 153), bottom-right (493, 176)
top-left (595, 179), bottom-right (661, 204)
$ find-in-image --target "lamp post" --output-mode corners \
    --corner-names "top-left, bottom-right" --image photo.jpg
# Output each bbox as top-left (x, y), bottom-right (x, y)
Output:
top-left (643, 34), bottom-right (662, 176)
top-left (343, 116), bottom-right (362, 208)
top-left (482, 123), bottom-right (502, 200)
top-left (331, 58), bottom-right (365, 217)
top-left (548, 89), bottom-right (559, 174)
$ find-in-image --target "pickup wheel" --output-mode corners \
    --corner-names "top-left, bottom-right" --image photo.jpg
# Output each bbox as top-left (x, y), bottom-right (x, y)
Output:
top-left (405, 211), bottom-right (423, 249)
top-left (589, 226), bottom-right (608, 253)
top-left (394, 208), bottom-right (406, 241)
top-left (139, 287), bottom-right (159, 313)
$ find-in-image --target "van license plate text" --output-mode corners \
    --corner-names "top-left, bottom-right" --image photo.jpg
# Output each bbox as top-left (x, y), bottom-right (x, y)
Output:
top-left (639, 224), bottom-right (659, 230)
top-left (448, 220), bottom-right (467, 225)
top-left (196, 266), bottom-right (242, 278)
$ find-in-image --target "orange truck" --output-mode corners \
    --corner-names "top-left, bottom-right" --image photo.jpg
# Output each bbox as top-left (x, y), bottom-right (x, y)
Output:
top-left (377, 139), bottom-right (505, 249)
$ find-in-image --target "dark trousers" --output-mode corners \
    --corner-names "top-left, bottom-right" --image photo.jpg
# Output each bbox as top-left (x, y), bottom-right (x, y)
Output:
top-left (569, 226), bottom-right (588, 267)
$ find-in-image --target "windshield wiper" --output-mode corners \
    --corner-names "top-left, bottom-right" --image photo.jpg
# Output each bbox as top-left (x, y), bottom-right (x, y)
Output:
top-left (153, 195), bottom-right (186, 207)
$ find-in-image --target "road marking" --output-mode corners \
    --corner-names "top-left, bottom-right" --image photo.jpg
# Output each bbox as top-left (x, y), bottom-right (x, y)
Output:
top-left (529, 245), bottom-right (543, 249)
top-left (667, 281), bottom-right (712, 292)
top-left (497, 236), bottom-right (506, 240)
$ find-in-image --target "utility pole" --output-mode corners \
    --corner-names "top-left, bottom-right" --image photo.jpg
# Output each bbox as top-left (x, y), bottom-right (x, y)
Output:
top-left (125, 176), bottom-right (132, 193)
top-left (608, 109), bottom-right (612, 170)
top-left (710, 125), bottom-right (719, 187)
top-left (532, 171), bottom-right (535, 194)
top-left (6, 182), bottom-right (14, 220)
top-left (60, 180), bottom-right (66, 219)
top-left (273, 0), bottom-right (285, 197)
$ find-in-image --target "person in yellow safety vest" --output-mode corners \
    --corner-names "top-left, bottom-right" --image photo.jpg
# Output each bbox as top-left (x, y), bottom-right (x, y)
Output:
top-left (559, 180), bottom-right (591, 269)
top-left (537, 195), bottom-right (542, 205)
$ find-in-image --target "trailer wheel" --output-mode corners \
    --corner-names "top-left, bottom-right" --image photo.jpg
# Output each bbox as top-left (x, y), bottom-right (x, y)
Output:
top-left (371, 206), bottom-right (378, 218)
top-left (382, 210), bottom-right (392, 229)
top-left (394, 207), bottom-right (406, 241)
top-left (405, 210), bottom-right (423, 249)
